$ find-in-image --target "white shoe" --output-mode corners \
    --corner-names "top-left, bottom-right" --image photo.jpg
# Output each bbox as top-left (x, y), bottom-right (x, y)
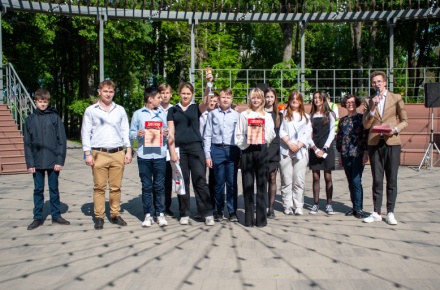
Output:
top-left (180, 216), bottom-right (190, 225)
top-left (325, 204), bottom-right (335, 215)
top-left (284, 208), bottom-right (294, 215)
top-left (295, 208), bottom-right (304, 215)
top-left (363, 212), bottom-right (382, 223)
top-left (309, 204), bottom-right (319, 214)
top-left (157, 213), bottom-right (168, 227)
top-left (142, 214), bottom-right (154, 227)
top-left (205, 215), bottom-right (215, 226)
top-left (386, 212), bottom-right (398, 225)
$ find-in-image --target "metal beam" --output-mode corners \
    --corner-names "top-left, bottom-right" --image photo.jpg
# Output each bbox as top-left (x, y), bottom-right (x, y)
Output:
top-left (1, 1), bottom-right (439, 23)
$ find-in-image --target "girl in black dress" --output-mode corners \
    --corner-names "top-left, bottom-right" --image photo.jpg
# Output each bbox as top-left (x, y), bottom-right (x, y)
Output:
top-left (309, 91), bottom-right (336, 215)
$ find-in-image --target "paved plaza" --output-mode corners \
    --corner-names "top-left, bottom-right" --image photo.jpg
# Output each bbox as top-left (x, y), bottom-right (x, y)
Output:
top-left (0, 142), bottom-right (439, 290)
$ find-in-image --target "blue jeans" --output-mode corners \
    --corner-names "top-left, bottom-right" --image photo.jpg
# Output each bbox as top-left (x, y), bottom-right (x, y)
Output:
top-left (211, 145), bottom-right (240, 214)
top-left (33, 169), bottom-right (61, 220)
top-left (137, 157), bottom-right (166, 216)
top-left (341, 155), bottom-right (365, 211)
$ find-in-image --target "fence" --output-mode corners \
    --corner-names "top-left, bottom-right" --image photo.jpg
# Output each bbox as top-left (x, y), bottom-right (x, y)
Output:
top-left (193, 67), bottom-right (440, 104)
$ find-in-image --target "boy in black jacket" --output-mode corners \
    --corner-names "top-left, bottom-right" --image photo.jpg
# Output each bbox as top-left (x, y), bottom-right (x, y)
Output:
top-left (24, 89), bottom-right (69, 230)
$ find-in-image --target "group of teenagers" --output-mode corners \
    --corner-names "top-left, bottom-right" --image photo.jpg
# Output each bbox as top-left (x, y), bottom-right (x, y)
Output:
top-left (24, 70), bottom-right (408, 231)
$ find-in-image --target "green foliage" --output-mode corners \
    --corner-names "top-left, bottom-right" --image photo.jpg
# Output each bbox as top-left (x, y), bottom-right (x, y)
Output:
top-left (69, 99), bottom-right (92, 116)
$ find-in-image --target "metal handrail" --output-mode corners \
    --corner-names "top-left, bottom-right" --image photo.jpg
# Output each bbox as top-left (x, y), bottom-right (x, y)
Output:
top-left (4, 63), bottom-right (35, 133)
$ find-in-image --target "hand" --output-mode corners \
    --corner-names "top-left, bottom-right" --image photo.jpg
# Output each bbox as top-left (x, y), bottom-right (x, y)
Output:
top-left (382, 129), bottom-right (394, 137)
top-left (206, 158), bottom-right (213, 168)
top-left (338, 158), bottom-right (342, 167)
top-left (163, 128), bottom-right (169, 137)
top-left (54, 164), bottom-right (63, 171)
top-left (316, 150), bottom-right (324, 158)
top-left (170, 152), bottom-right (179, 163)
top-left (137, 129), bottom-right (145, 137)
top-left (206, 72), bottom-right (213, 82)
top-left (28, 167), bottom-right (36, 174)
top-left (124, 152), bottom-right (132, 165)
top-left (85, 155), bottom-right (94, 166)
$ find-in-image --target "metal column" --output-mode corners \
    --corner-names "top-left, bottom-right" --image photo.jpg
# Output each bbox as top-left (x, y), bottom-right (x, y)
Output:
top-left (300, 21), bottom-right (307, 96)
top-left (98, 13), bottom-right (107, 82)
top-left (388, 18), bottom-right (396, 92)
top-left (0, 7), bottom-right (5, 102)
top-left (189, 18), bottom-right (198, 86)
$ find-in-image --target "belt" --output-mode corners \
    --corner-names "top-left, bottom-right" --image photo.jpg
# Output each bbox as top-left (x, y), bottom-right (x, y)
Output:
top-left (92, 147), bottom-right (124, 153)
top-left (213, 143), bottom-right (232, 148)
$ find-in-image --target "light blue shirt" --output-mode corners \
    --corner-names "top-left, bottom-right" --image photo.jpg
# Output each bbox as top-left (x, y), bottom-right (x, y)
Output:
top-left (129, 107), bottom-right (168, 159)
top-left (203, 107), bottom-right (239, 158)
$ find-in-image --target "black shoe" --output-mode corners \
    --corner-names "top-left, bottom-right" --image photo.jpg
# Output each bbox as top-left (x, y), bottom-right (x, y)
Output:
top-left (52, 217), bottom-right (70, 225)
top-left (229, 213), bottom-right (238, 222)
top-left (267, 210), bottom-right (276, 219)
top-left (354, 210), bottom-right (366, 219)
top-left (94, 218), bottom-right (104, 230)
top-left (27, 219), bottom-right (43, 230)
top-left (345, 209), bottom-right (354, 216)
top-left (111, 216), bottom-right (127, 226)
top-left (214, 211), bottom-right (224, 222)
top-left (165, 209), bottom-right (174, 217)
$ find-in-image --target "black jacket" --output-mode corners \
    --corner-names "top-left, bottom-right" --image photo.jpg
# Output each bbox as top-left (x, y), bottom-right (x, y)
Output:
top-left (23, 107), bottom-right (67, 169)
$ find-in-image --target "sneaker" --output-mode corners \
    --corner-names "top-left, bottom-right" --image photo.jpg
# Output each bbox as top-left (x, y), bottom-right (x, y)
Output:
top-left (164, 209), bottom-right (174, 217)
top-left (386, 212), bottom-right (398, 225)
top-left (354, 210), bottom-right (367, 219)
top-left (142, 214), bottom-right (154, 227)
top-left (228, 213), bottom-right (239, 222)
top-left (180, 216), bottom-right (190, 225)
top-left (325, 205), bottom-right (335, 215)
top-left (214, 212), bottom-right (224, 222)
top-left (205, 215), bottom-right (215, 226)
top-left (309, 204), bottom-right (319, 214)
top-left (267, 209), bottom-right (276, 219)
top-left (157, 213), bottom-right (168, 227)
top-left (284, 208), bottom-right (294, 215)
top-left (294, 208), bottom-right (304, 215)
top-left (363, 212), bottom-right (382, 223)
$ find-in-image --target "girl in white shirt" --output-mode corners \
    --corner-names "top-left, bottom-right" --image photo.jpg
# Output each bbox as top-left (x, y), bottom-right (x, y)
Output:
top-left (279, 91), bottom-right (312, 216)
top-left (235, 88), bottom-right (275, 227)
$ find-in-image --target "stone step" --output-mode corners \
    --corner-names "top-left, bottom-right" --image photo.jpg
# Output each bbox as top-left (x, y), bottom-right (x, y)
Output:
top-left (0, 149), bottom-right (25, 157)
top-left (0, 161), bottom-right (28, 174)
top-left (0, 124), bottom-right (18, 132)
top-left (400, 133), bottom-right (440, 149)
top-left (401, 148), bottom-right (440, 167)
top-left (0, 137), bottom-right (23, 144)
top-left (0, 110), bottom-right (12, 116)
top-left (404, 117), bottom-right (440, 133)
top-left (0, 142), bottom-right (24, 150)
top-left (0, 130), bottom-right (21, 137)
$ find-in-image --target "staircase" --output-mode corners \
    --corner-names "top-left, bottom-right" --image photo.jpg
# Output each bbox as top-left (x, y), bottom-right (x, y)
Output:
top-left (0, 104), bottom-right (27, 174)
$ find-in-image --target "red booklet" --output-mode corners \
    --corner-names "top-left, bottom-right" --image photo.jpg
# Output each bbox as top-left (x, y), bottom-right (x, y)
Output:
top-left (144, 121), bottom-right (163, 147)
top-left (371, 124), bottom-right (392, 134)
top-left (247, 118), bottom-right (265, 145)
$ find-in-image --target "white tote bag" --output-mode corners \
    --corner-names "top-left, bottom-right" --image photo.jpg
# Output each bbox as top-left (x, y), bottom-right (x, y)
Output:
top-left (170, 161), bottom-right (186, 196)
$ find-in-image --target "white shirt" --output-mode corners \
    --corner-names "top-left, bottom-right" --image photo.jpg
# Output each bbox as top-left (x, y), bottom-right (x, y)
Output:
top-left (81, 101), bottom-right (131, 151)
top-left (234, 109), bottom-right (275, 150)
top-left (279, 113), bottom-right (312, 160)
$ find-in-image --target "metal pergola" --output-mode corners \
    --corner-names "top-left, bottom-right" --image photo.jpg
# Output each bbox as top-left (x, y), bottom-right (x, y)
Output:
top-left (1, 0), bottom-right (439, 98)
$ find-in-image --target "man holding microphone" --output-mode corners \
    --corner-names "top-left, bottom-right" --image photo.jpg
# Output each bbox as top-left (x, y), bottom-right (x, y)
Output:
top-left (362, 71), bottom-right (408, 225)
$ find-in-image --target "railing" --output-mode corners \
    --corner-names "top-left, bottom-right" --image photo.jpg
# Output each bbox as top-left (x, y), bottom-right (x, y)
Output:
top-left (193, 67), bottom-right (440, 104)
top-left (4, 63), bottom-right (35, 132)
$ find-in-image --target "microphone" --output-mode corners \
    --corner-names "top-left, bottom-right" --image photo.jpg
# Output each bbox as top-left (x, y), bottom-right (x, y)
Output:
top-left (374, 88), bottom-right (380, 106)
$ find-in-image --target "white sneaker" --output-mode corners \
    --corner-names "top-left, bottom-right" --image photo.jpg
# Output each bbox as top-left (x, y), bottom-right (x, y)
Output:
top-left (386, 212), bottom-right (398, 225)
top-left (309, 204), bottom-right (319, 214)
top-left (295, 208), bottom-right (304, 215)
top-left (157, 213), bottom-right (168, 227)
top-left (363, 212), bottom-right (382, 223)
top-left (284, 208), bottom-right (294, 215)
top-left (180, 216), bottom-right (190, 225)
top-left (325, 204), bottom-right (335, 215)
top-left (205, 215), bottom-right (215, 226)
top-left (142, 214), bottom-right (154, 227)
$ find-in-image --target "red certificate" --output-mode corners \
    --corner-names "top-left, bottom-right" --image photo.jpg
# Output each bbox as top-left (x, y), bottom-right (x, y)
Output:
top-left (247, 118), bottom-right (265, 145)
top-left (371, 124), bottom-right (392, 134)
top-left (144, 121), bottom-right (163, 147)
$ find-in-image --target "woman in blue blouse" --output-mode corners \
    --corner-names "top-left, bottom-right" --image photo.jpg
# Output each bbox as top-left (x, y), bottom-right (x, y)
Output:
top-left (336, 95), bottom-right (369, 219)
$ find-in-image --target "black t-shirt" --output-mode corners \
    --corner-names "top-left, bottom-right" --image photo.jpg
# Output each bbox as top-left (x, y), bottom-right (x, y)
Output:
top-left (167, 103), bottom-right (202, 146)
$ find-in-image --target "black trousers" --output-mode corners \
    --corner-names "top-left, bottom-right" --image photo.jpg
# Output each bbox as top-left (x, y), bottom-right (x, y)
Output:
top-left (368, 140), bottom-right (401, 214)
top-left (178, 142), bottom-right (214, 218)
top-left (241, 144), bottom-right (268, 227)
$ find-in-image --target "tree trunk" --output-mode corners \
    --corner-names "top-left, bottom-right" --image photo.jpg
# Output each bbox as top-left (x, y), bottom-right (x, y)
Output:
top-left (280, 23), bottom-right (294, 66)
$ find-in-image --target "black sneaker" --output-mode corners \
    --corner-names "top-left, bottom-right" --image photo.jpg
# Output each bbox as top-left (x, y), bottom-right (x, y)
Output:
top-left (27, 219), bottom-right (43, 230)
top-left (354, 210), bottom-right (367, 219)
top-left (228, 213), bottom-right (238, 222)
top-left (52, 217), bottom-right (70, 225)
top-left (214, 211), bottom-right (224, 222)
top-left (267, 210), bottom-right (276, 219)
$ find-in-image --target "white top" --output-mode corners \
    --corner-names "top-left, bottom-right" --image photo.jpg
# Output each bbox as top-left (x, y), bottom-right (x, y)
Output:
top-left (279, 113), bottom-right (313, 160)
top-left (81, 102), bottom-right (131, 151)
top-left (234, 110), bottom-right (275, 150)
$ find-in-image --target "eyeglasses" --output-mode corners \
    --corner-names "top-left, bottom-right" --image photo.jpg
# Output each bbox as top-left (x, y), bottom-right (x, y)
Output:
top-left (346, 101), bottom-right (356, 105)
